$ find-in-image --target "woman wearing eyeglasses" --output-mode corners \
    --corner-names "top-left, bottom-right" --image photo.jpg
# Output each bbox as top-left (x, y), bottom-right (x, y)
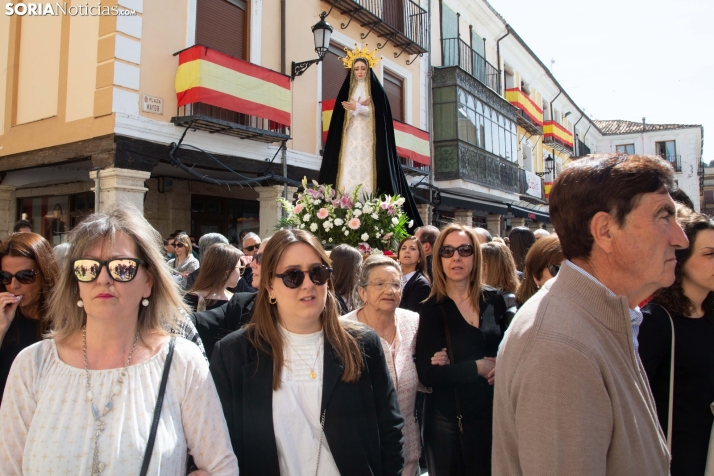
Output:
top-left (515, 235), bottom-right (564, 306)
top-left (0, 207), bottom-right (237, 475)
top-left (0, 233), bottom-right (59, 400)
top-left (416, 223), bottom-right (510, 476)
top-left (168, 233), bottom-right (200, 289)
top-left (210, 229), bottom-right (406, 475)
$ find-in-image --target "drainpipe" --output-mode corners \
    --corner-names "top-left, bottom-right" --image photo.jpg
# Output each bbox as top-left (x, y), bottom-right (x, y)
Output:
top-left (642, 117), bottom-right (646, 155)
top-left (281, 0), bottom-right (288, 202)
top-left (572, 114), bottom-right (584, 156)
top-left (496, 29), bottom-right (511, 93)
top-left (93, 167), bottom-right (101, 213)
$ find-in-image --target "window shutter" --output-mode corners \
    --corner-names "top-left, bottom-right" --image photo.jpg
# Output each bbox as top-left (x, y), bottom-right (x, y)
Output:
top-left (384, 71), bottom-right (404, 122)
top-left (322, 47), bottom-right (346, 102)
top-left (196, 0), bottom-right (246, 60)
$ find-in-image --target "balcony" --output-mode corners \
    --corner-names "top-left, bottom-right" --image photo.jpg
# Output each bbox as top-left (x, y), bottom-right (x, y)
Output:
top-left (434, 140), bottom-right (519, 194)
top-left (322, 0), bottom-right (427, 57)
top-left (172, 45), bottom-right (291, 143)
top-left (441, 38), bottom-right (500, 94)
top-left (660, 154), bottom-right (682, 172)
top-left (543, 120), bottom-right (573, 155)
top-left (505, 88), bottom-right (543, 136)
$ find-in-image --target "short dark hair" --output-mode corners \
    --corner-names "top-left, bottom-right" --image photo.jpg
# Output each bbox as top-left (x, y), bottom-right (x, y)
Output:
top-left (550, 154), bottom-right (676, 260)
top-left (508, 227), bottom-right (535, 272)
top-left (13, 220), bottom-right (33, 232)
top-left (416, 225), bottom-right (439, 246)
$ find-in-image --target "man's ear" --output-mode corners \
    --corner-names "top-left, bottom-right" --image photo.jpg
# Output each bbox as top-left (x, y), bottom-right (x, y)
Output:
top-left (590, 211), bottom-right (616, 254)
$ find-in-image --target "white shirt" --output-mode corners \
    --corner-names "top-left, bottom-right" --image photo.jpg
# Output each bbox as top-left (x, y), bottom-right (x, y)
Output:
top-left (402, 271), bottom-right (416, 291)
top-left (273, 327), bottom-right (339, 476)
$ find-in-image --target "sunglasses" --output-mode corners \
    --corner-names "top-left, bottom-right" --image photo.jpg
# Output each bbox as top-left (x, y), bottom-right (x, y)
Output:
top-left (275, 264), bottom-right (332, 289)
top-left (173, 242), bottom-right (185, 249)
top-left (72, 258), bottom-right (148, 283)
top-left (163, 240), bottom-right (169, 246)
top-left (253, 253), bottom-right (263, 265)
top-left (243, 244), bottom-right (260, 252)
top-left (0, 269), bottom-right (37, 285)
top-left (439, 244), bottom-right (475, 258)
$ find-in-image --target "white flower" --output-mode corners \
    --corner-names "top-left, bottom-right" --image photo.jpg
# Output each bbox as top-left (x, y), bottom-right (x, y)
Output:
top-left (408, 220), bottom-right (414, 228)
top-left (310, 223), bottom-right (318, 232)
top-left (395, 197), bottom-right (406, 206)
top-left (328, 237), bottom-right (333, 242)
top-left (314, 199), bottom-right (321, 205)
top-left (303, 214), bottom-right (311, 222)
top-left (344, 230), bottom-right (349, 236)
top-left (375, 232), bottom-right (381, 238)
top-left (354, 209), bottom-right (362, 217)
top-left (392, 217), bottom-right (399, 225)
top-left (371, 213), bottom-right (379, 220)
top-left (355, 202), bottom-right (363, 208)
top-left (334, 218), bottom-right (344, 226)
top-left (361, 233), bottom-right (369, 241)
top-left (363, 205), bottom-right (372, 214)
top-left (323, 221), bottom-right (331, 229)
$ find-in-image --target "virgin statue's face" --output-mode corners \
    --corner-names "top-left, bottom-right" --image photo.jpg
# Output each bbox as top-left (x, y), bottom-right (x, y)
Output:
top-left (353, 61), bottom-right (368, 81)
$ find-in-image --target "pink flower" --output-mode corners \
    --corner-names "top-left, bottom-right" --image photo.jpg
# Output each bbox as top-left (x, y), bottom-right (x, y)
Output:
top-left (380, 202), bottom-right (389, 210)
top-left (348, 218), bottom-right (361, 230)
top-left (293, 204), bottom-right (304, 214)
top-left (317, 208), bottom-right (329, 220)
top-left (382, 232), bottom-right (394, 241)
top-left (357, 242), bottom-right (372, 253)
top-left (339, 195), bottom-right (353, 209)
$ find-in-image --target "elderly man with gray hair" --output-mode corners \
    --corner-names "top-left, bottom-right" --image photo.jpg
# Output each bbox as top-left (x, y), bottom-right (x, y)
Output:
top-left (493, 154), bottom-right (688, 475)
top-left (185, 233), bottom-right (230, 289)
top-left (533, 228), bottom-right (550, 240)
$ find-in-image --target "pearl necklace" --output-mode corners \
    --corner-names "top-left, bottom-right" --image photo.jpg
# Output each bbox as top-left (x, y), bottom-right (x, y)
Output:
top-left (83, 326), bottom-right (139, 475)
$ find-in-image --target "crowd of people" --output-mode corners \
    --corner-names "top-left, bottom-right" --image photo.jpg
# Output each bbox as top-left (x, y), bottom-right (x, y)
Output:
top-left (0, 152), bottom-right (712, 475)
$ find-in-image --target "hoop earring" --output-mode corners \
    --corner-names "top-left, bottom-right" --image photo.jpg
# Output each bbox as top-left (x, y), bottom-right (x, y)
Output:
top-left (141, 298), bottom-right (149, 307)
top-left (76, 299), bottom-right (84, 308)
top-left (269, 294), bottom-right (277, 305)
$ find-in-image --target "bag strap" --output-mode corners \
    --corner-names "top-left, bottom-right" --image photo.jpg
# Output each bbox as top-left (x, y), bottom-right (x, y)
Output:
top-left (438, 304), bottom-right (464, 435)
top-left (139, 337), bottom-right (176, 476)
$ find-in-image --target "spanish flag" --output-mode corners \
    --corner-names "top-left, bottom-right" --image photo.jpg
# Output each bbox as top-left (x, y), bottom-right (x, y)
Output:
top-left (544, 121), bottom-right (573, 148)
top-left (505, 88), bottom-right (543, 125)
top-left (175, 46), bottom-right (291, 127)
top-left (321, 99), bottom-right (430, 165)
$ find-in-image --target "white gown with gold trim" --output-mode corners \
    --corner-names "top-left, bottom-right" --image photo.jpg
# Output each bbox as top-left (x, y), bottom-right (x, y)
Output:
top-left (337, 79), bottom-right (375, 196)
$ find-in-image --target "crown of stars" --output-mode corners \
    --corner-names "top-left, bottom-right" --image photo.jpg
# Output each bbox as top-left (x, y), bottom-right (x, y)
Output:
top-left (340, 44), bottom-right (381, 69)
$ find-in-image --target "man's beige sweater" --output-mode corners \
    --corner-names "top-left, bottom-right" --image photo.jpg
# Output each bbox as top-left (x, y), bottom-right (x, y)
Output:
top-left (493, 263), bottom-right (670, 475)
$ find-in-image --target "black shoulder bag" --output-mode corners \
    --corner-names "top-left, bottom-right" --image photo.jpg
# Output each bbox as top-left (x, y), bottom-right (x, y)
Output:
top-left (139, 337), bottom-right (176, 476)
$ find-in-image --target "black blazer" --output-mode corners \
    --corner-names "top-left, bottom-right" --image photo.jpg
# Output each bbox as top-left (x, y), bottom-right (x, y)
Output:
top-left (191, 291), bottom-right (256, 360)
top-left (210, 324), bottom-right (405, 476)
top-left (399, 270), bottom-right (431, 313)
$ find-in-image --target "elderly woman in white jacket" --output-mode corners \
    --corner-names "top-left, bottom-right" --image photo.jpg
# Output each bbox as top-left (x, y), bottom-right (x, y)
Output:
top-left (341, 255), bottom-right (447, 476)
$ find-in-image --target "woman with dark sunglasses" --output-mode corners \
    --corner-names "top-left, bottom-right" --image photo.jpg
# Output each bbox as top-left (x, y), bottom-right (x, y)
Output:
top-left (0, 232), bottom-right (59, 400)
top-left (515, 235), bottom-right (564, 306)
top-left (168, 233), bottom-right (199, 290)
top-left (210, 228), bottom-right (405, 475)
top-left (0, 207), bottom-right (237, 475)
top-left (415, 223), bottom-right (510, 475)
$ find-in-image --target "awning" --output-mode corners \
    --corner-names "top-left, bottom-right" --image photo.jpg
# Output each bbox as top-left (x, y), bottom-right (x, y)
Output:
top-left (511, 204), bottom-right (550, 222)
top-left (440, 194), bottom-right (509, 215)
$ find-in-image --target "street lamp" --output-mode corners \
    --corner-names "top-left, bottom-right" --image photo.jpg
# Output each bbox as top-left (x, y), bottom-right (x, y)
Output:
top-left (536, 155), bottom-right (555, 178)
top-left (291, 12), bottom-right (333, 80)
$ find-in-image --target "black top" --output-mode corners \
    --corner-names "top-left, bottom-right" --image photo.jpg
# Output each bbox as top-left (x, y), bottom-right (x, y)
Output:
top-left (399, 269), bottom-right (431, 314)
top-left (0, 311), bottom-right (42, 401)
top-left (190, 292), bottom-right (257, 360)
top-left (639, 303), bottom-right (714, 476)
top-left (184, 293), bottom-right (229, 313)
top-left (318, 68), bottom-right (422, 231)
top-left (210, 324), bottom-right (405, 476)
top-left (416, 288), bottom-right (508, 421)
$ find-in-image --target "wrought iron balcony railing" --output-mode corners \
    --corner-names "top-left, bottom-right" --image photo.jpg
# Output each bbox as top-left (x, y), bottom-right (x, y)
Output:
top-left (322, 0), bottom-right (427, 58)
top-left (660, 154), bottom-right (682, 172)
top-left (543, 120), bottom-right (573, 155)
top-left (434, 141), bottom-right (519, 194)
top-left (441, 38), bottom-right (500, 94)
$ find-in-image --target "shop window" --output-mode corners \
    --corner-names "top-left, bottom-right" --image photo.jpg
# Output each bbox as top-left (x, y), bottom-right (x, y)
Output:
top-left (191, 195), bottom-right (259, 244)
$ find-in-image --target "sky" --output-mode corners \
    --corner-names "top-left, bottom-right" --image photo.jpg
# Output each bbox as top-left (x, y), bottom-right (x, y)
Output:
top-left (488, 0), bottom-right (713, 162)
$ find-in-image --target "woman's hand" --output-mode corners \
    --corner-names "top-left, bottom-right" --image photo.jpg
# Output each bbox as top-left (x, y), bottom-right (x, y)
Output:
top-left (180, 271), bottom-right (191, 278)
top-left (476, 357), bottom-right (496, 384)
top-left (0, 292), bottom-right (22, 338)
top-left (187, 471), bottom-right (209, 476)
top-left (341, 99), bottom-right (357, 111)
top-left (358, 96), bottom-right (371, 106)
top-left (431, 348), bottom-right (450, 366)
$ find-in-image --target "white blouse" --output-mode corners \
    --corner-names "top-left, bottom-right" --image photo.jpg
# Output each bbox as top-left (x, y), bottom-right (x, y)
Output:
top-left (0, 337), bottom-right (238, 475)
top-left (273, 327), bottom-right (339, 476)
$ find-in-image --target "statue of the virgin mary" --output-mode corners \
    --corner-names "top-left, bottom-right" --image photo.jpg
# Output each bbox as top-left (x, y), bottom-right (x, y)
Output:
top-left (318, 44), bottom-right (423, 229)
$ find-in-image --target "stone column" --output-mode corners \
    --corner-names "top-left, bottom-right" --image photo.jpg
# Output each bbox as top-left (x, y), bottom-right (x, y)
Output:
top-left (454, 208), bottom-right (472, 226)
top-left (529, 221), bottom-right (543, 232)
top-left (511, 217), bottom-right (527, 228)
top-left (545, 223), bottom-right (555, 234)
top-left (486, 214), bottom-right (502, 237)
top-left (416, 204), bottom-right (431, 227)
top-left (89, 167), bottom-right (151, 214)
top-left (256, 185), bottom-right (290, 239)
top-left (0, 185), bottom-right (17, 238)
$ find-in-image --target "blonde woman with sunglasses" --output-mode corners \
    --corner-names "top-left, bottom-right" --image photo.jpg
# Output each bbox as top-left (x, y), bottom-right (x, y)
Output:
top-left (0, 206), bottom-right (237, 475)
top-left (168, 232), bottom-right (199, 289)
top-left (210, 229), bottom-right (405, 475)
top-left (415, 223), bottom-right (511, 476)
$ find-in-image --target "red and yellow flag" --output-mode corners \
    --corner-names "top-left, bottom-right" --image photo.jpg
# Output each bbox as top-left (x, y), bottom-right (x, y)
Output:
top-left (544, 120), bottom-right (573, 147)
top-left (505, 88), bottom-right (543, 125)
top-left (175, 46), bottom-right (291, 127)
top-left (321, 99), bottom-right (430, 165)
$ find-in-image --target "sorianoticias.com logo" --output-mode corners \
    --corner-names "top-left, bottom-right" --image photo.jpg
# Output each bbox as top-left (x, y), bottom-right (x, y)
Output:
top-left (5, 3), bottom-right (136, 16)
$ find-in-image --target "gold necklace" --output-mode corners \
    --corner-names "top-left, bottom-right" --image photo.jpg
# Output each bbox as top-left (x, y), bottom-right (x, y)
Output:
top-left (285, 334), bottom-right (323, 379)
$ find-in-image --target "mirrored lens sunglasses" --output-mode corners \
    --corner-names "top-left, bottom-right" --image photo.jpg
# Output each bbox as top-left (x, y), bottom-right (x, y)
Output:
top-left (275, 264), bottom-right (332, 289)
top-left (72, 258), bottom-right (148, 283)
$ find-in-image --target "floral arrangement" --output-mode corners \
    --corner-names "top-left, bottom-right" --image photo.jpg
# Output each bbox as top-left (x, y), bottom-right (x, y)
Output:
top-left (277, 178), bottom-right (413, 252)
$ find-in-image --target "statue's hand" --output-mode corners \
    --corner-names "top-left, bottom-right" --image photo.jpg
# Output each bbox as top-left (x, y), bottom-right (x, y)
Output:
top-left (341, 99), bottom-right (357, 111)
top-left (359, 96), bottom-right (371, 106)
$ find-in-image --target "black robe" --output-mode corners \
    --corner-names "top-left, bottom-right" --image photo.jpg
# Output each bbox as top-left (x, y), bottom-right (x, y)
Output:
top-left (318, 69), bottom-right (423, 230)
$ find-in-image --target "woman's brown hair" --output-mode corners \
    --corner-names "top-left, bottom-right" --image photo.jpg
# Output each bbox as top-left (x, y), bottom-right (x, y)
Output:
top-left (515, 235), bottom-right (563, 306)
top-left (481, 242), bottom-right (519, 294)
top-left (427, 223), bottom-right (483, 311)
top-left (508, 227), bottom-right (536, 272)
top-left (190, 243), bottom-right (241, 299)
top-left (397, 235), bottom-right (428, 280)
top-left (247, 229), bottom-right (364, 390)
top-left (329, 244), bottom-right (362, 310)
top-left (173, 233), bottom-right (192, 259)
top-left (0, 233), bottom-right (59, 337)
top-left (652, 205), bottom-right (714, 320)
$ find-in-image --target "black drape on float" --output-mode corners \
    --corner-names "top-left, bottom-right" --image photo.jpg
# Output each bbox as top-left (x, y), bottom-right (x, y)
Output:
top-left (319, 69), bottom-right (423, 230)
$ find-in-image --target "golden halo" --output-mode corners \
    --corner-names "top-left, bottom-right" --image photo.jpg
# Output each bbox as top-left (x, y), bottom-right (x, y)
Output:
top-left (340, 43), bottom-right (381, 69)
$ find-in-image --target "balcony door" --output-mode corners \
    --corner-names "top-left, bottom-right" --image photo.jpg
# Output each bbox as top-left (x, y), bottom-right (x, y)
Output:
top-left (655, 140), bottom-right (676, 160)
top-left (196, 0), bottom-right (247, 60)
top-left (441, 3), bottom-right (458, 66)
top-left (383, 0), bottom-right (404, 33)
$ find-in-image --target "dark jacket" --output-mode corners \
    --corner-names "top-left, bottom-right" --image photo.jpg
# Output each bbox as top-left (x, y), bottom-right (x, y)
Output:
top-left (398, 269), bottom-right (431, 314)
top-left (210, 324), bottom-right (405, 476)
top-left (191, 292), bottom-right (256, 360)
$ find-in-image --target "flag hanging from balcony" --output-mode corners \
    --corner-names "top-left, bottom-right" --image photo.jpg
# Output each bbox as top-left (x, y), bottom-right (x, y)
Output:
top-left (321, 99), bottom-right (430, 165)
top-left (175, 46), bottom-right (291, 127)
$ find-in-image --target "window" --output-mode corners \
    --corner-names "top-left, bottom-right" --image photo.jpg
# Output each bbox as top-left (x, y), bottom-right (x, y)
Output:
top-left (384, 70), bottom-right (404, 122)
top-left (322, 44), bottom-right (346, 102)
top-left (542, 102), bottom-right (550, 121)
top-left (196, 0), bottom-right (247, 60)
top-left (433, 86), bottom-right (456, 140)
top-left (441, 3), bottom-right (458, 66)
top-left (616, 144), bottom-right (635, 155)
top-left (504, 68), bottom-right (515, 90)
top-left (191, 195), bottom-right (258, 242)
top-left (455, 87), bottom-right (516, 160)
top-left (17, 193), bottom-right (94, 245)
top-left (655, 141), bottom-right (677, 160)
